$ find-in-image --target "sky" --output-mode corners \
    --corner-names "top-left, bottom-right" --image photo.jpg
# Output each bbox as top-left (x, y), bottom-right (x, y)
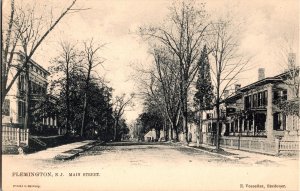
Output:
top-left (4, 0), bottom-right (299, 123)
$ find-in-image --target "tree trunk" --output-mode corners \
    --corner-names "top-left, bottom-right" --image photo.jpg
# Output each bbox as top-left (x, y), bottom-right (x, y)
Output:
top-left (24, 63), bottom-right (29, 131)
top-left (169, 123), bottom-right (174, 141)
top-left (215, 100), bottom-right (220, 150)
top-left (114, 118), bottom-right (118, 141)
top-left (197, 111), bottom-right (203, 147)
top-left (80, 62), bottom-right (92, 137)
top-left (1, 78), bottom-right (7, 109)
top-left (163, 119), bottom-right (167, 140)
top-left (180, 68), bottom-right (189, 144)
top-left (65, 60), bottom-right (70, 134)
top-left (174, 126), bottom-right (179, 141)
top-left (156, 129), bottom-right (160, 141)
top-left (80, 92), bottom-right (87, 137)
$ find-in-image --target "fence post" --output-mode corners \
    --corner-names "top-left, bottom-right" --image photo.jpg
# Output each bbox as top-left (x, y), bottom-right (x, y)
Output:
top-left (249, 139), bottom-right (251, 149)
top-left (26, 129), bottom-right (29, 146)
top-left (17, 128), bottom-right (20, 146)
top-left (275, 138), bottom-right (280, 155)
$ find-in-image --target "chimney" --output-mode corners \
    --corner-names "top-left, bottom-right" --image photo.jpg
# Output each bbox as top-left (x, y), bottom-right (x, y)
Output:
top-left (258, 68), bottom-right (265, 81)
top-left (223, 89), bottom-right (229, 98)
top-left (235, 84), bottom-right (241, 92)
top-left (288, 53), bottom-right (296, 69)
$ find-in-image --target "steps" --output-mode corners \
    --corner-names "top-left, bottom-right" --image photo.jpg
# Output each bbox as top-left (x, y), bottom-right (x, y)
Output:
top-left (30, 136), bottom-right (47, 147)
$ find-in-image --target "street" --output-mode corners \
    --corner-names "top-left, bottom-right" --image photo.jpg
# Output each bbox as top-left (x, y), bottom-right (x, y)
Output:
top-left (3, 142), bottom-right (299, 191)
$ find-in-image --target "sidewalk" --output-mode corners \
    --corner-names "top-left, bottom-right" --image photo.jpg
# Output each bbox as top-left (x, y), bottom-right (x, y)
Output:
top-left (188, 143), bottom-right (299, 166)
top-left (22, 140), bottom-right (98, 160)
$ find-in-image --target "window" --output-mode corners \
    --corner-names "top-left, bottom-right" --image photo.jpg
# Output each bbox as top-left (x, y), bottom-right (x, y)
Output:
top-left (282, 90), bottom-right (287, 101)
top-left (245, 96), bottom-right (251, 109)
top-left (263, 90), bottom-right (268, 106)
top-left (207, 113), bottom-right (213, 119)
top-left (2, 99), bottom-right (10, 116)
top-left (18, 101), bottom-right (25, 117)
top-left (273, 112), bottom-right (286, 130)
top-left (273, 90), bottom-right (287, 104)
top-left (19, 75), bottom-right (25, 92)
top-left (253, 94), bottom-right (258, 107)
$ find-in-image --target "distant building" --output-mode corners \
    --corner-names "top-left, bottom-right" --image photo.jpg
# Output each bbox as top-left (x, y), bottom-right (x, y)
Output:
top-left (144, 129), bottom-right (165, 141)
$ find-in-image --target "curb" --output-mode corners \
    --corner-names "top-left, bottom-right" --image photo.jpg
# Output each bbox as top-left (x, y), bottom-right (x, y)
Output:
top-left (185, 145), bottom-right (238, 160)
top-left (54, 141), bottom-right (104, 161)
top-left (170, 142), bottom-right (239, 160)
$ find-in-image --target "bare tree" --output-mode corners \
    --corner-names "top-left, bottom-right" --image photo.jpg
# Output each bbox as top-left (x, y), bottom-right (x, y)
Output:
top-left (276, 34), bottom-right (299, 98)
top-left (132, 48), bottom-right (182, 141)
top-left (150, 48), bottom-right (182, 140)
top-left (1, 0), bottom-right (81, 131)
top-left (50, 41), bottom-right (82, 133)
top-left (274, 32), bottom-right (299, 130)
top-left (80, 40), bottom-right (106, 137)
top-left (1, 0), bottom-right (19, 108)
top-left (208, 18), bottom-right (250, 150)
top-left (139, 0), bottom-right (210, 143)
top-left (112, 93), bottom-right (134, 141)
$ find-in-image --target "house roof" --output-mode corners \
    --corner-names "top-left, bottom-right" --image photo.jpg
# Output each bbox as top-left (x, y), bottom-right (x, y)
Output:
top-left (224, 67), bottom-right (299, 102)
top-left (17, 52), bottom-right (50, 76)
top-left (224, 92), bottom-right (242, 103)
top-left (239, 77), bottom-right (282, 92)
top-left (273, 66), bottom-right (299, 79)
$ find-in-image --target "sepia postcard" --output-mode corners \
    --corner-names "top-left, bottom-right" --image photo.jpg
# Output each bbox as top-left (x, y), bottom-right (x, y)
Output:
top-left (1, 0), bottom-right (299, 190)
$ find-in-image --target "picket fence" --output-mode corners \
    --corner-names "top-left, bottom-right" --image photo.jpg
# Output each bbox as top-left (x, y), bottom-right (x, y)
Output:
top-left (205, 135), bottom-right (299, 155)
top-left (2, 125), bottom-right (29, 146)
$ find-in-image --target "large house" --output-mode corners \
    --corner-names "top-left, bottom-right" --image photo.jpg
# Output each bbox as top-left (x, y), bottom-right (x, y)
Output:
top-left (2, 52), bottom-right (59, 135)
top-left (202, 67), bottom-right (299, 155)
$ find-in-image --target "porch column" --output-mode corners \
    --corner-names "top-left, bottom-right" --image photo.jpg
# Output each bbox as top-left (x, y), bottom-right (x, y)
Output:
top-left (233, 121), bottom-right (236, 135)
top-left (266, 84), bottom-right (274, 139)
top-left (252, 113), bottom-right (255, 136)
top-left (237, 118), bottom-right (240, 133)
top-left (54, 116), bottom-right (57, 127)
top-left (241, 119), bottom-right (245, 133)
top-left (247, 120), bottom-right (250, 131)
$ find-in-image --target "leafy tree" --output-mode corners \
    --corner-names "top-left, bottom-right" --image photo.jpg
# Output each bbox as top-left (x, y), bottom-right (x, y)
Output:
top-left (49, 45), bottom-right (114, 139)
top-left (139, 111), bottom-right (164, 140)
top-left (49, 41), bottom-right (82, 133)
top-left (115, 118), bottom-right (130, 141)
top-left (80, 39), bottom-right (106, 137)
top-left (30, 94), bottom-right (59, 135)
top-left (194, 45), bottom-right (214, 146)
